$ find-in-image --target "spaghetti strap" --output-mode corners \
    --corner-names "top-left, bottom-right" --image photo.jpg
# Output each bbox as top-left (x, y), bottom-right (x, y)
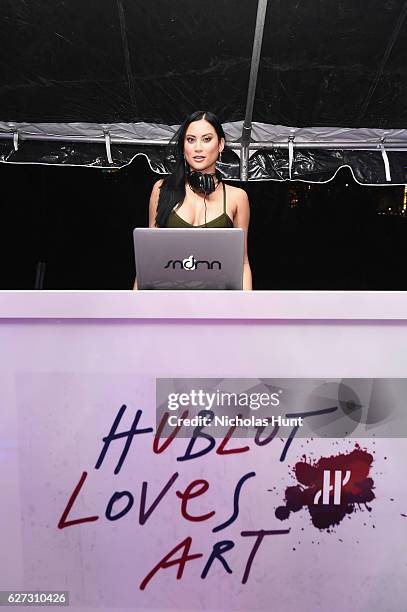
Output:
top-left (222, 181), bottom-right (226, 213)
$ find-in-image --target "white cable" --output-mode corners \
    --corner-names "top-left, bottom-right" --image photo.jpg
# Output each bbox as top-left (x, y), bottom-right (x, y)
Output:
top-left (379, 143), bottom-right (391, 182)
top-left (288, 137), bottom-right (294, 179)
top-left (104, 131), bottom-right (113, 164)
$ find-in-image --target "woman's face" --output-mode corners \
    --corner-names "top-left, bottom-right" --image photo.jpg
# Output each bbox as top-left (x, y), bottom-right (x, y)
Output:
top-left (183, 118), bottom-right (224, 174)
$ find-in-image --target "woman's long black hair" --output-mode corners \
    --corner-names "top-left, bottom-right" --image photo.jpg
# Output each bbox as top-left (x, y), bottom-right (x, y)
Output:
top-left (155, 110), bottom-right (226, 227)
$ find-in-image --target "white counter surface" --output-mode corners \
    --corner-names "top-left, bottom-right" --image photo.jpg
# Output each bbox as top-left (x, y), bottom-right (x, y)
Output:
top-left (0, 290), bottom-right (406, 319)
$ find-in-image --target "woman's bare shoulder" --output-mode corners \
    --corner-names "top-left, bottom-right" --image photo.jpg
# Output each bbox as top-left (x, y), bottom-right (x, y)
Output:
top-left (224, 183), bottom-right (249, 204)
top-left (224, 183), bottom-right (247, 195)
top-left (152, 178), bottom-right (164, 191)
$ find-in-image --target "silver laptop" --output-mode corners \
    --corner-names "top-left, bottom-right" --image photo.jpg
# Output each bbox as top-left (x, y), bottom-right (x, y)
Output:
top-left (133, 228), bottom-right (244, 290)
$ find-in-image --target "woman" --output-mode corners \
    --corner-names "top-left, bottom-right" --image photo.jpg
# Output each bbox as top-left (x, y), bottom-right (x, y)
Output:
top-left (136, 110), bottom-right (252, 290)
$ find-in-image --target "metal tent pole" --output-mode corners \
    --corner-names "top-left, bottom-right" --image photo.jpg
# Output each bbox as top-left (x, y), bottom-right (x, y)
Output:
top-left (116, 0), bottom-right (137, 114)
top-left (240, 0), bottom-right (269, 181)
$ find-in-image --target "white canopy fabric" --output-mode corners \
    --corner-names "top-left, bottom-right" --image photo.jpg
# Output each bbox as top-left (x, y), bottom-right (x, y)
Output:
top-left (1, 121), bottom-right (406, 184)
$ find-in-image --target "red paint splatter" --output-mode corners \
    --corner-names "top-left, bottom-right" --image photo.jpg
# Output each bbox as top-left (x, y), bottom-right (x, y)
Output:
top-left (275, 446), bottom-right (375, 530)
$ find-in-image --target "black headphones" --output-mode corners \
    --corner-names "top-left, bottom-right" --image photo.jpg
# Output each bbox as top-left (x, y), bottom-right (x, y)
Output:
top-left (187, 169), bottom-right (222, 195)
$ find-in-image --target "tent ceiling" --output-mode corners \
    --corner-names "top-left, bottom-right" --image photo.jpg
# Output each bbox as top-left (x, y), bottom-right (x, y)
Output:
top-left (0, 0), bottom-right (406, 182)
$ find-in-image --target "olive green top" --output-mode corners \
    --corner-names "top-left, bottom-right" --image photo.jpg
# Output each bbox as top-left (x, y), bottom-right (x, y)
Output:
top-left (166, 182), bottom-right (233, 228)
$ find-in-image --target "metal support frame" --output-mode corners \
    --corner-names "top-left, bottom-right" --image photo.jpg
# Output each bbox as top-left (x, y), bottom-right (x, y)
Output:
top-left (247, 141), bottom-right (407, 150)
top-left (1, 131), bottom-right (407, 152)
top-left (357, 0), bottom-right (407, 123)
top-left (116, 0), bottom-right (137, 113)
top-left (240, 0), bottom-right (269, 181)
top-left (0, 132), bottom-right (169, 147)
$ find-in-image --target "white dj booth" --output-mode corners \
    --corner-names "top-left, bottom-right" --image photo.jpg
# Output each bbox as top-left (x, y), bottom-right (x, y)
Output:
top-left (0, 291), bottom-right (406, 612)
top-left (1, 290), bottom-right (407, 378)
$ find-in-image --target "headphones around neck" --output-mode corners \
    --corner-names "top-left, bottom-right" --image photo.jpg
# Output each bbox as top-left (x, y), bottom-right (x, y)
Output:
top-left (187, 169), bottom-right (222, 196)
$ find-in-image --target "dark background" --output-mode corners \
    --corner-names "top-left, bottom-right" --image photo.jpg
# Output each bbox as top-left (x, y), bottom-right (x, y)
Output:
top-left (2, 1), bottom-right (406, 129)
top-left (0, 158), bottom-right (405, 290)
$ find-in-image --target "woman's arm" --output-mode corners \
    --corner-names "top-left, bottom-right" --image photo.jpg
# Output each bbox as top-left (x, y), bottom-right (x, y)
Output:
top-left (233, 189), bottom-right (252, 291)
top-left (148, 179), bottom-right (163, 227)
top-left (133, 179), bottom-right (163, 290)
